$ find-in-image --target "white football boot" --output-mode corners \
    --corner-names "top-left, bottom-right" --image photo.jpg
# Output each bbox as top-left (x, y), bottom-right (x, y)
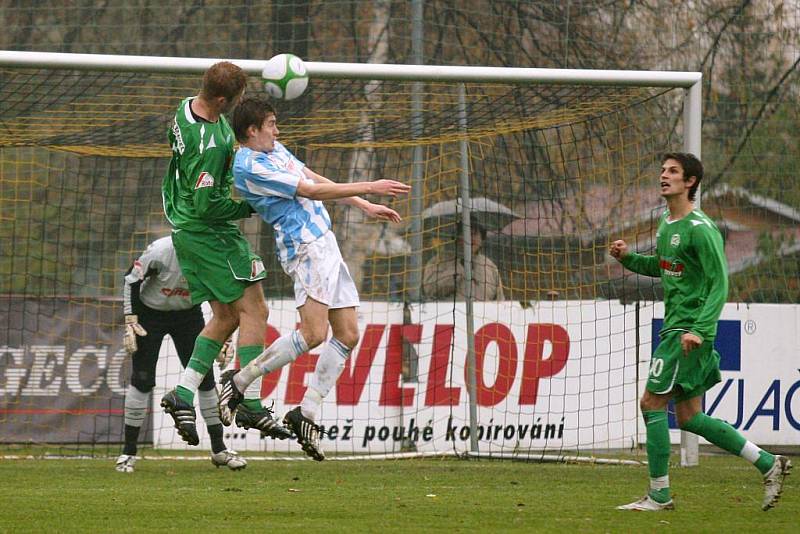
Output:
top-left (115, 454), bottom-right (136, 473)
top-left (617, 494), bottom-right (674, 511)
top-left (762, 455), bottom-right (792, 511)
top-left (210, 449), bottom-right (247, 471)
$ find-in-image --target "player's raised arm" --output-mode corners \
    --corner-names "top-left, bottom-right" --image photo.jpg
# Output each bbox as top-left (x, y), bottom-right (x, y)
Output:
top-left (295, 177), bottom-right (410, 201)
top-left (301, 168), bottom-right (405, 222)
top-left (612, 238), bottom-right (661, 277)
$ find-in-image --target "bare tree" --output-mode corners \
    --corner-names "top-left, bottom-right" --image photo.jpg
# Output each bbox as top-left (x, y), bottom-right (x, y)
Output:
top-left (335, 0), bottom-right (392, 292)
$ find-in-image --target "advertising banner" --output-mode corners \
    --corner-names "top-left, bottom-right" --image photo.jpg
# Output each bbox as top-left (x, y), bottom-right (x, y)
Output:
top-left (153, 300), bottom-right (644, 453)
top-left (3, 298), bottom-right (797, 450)
top-left (0, 297), bottom-right (130, 443)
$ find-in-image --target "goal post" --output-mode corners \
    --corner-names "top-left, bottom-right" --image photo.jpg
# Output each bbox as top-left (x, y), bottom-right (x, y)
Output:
top-left (0, 51), bottom-right (701, 464)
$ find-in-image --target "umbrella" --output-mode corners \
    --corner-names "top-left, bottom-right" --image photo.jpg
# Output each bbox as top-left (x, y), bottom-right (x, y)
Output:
top-left (421, 197), bottom-right (522, 233)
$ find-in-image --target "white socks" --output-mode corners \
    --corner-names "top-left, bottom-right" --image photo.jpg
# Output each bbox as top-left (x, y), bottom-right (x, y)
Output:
top-left (197, 388), bottom-right (222, 426)
top-left (124, 385), bottom-right (149, 427)
top-left (235, 330), bottom-right (309, 390)
top-left (301, 337), bottom-right (352, 421)
top-left (178, 367), bottom-right (205, 395)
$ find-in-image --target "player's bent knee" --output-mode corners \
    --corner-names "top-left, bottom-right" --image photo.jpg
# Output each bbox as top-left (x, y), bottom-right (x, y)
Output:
top-left (303, 329), bottom-right (326, 350)
top-left (337, 329), bottom-right (360, 350)
top-left (131, 373), bottom-right (155, 393)
top-left (639, 391), bottom-right (668, 412)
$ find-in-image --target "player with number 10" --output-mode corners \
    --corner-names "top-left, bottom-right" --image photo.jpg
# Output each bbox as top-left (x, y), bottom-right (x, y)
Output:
top-left (611, 153), bottom-right (791, 512)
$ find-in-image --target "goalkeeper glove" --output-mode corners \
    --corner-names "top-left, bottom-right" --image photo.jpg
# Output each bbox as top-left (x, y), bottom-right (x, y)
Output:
top-left (123, 315), bottom-right (148, 355)
top-left (217, 338), bottom-right (236, 370)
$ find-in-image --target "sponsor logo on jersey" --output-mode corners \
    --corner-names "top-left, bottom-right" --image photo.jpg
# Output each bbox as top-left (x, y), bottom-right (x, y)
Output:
top-left (160, 287), bottom-right (191, 298)
top-left (251, 259), bottom-right (265, 278)
top-left (659, 258), bottom-right (684, 277)
top-left (670, 233), bottom-right (680, 247)
top-left (195, 172), bottom-right (215, 189)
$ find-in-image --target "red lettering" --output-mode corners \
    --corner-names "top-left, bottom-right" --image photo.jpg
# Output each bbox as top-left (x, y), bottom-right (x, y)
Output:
top-left (379, 324), bottom-right (419, 406)
top-left (519, 324), bottom-right (569, 404)
top-left (159, 287), bottom-right (191, 297)
top-left (337, 324), bottom-right (385, 405)
top-left (425, 324), bottom-right (461, 406)
top-left (471, 323), bottom-right (517, 406)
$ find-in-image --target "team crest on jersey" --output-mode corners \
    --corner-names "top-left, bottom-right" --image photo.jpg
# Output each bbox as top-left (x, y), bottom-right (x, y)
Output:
top-left (670, 234), bottom-right (680, 247)
top-left (195, 172), bottom-right (215, 189)
top-left (251, 259), bottom-right (265, 278)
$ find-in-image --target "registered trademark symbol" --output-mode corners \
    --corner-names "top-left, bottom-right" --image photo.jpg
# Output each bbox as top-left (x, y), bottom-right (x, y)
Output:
top-left (743, 320), bottom-right (756, 335)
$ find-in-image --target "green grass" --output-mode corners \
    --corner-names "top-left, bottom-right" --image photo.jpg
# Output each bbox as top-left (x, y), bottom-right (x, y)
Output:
top-left (0, 456), bottom-right (796, 533)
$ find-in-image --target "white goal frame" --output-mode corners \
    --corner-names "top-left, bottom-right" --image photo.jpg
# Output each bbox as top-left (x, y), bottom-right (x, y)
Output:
top-left (0, 50), bottom-right (702, 466)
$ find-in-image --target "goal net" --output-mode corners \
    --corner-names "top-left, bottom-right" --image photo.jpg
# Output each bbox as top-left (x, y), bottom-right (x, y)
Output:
top-left (0, 52), bottom-right (700, 460)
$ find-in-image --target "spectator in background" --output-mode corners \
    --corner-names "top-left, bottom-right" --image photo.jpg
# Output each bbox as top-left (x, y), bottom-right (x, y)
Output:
top-left (423, 221), bottom-right (505, 301)
top-left (116, 236), bottom-right (245, 473)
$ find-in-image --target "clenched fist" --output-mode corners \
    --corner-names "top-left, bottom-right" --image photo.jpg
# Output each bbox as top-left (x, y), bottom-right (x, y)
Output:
top-left (609, 240), bottom-right (629, 261)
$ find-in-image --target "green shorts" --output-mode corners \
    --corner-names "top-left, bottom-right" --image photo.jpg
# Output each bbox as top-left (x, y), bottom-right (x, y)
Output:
top-left (172, 228), bottom-right (266, 305)
top-left (647, 330), bottom-right (721, 402)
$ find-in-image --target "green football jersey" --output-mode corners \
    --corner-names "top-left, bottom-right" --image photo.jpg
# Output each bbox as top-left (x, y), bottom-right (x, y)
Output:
top-left (162, 97), bottom-right (252, 233)
top-left (621, 208), bottom-right (728, 342)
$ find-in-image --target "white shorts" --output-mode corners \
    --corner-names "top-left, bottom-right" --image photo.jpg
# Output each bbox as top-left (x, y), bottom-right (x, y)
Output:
top-left (283, 231), bottom-right (360, 309)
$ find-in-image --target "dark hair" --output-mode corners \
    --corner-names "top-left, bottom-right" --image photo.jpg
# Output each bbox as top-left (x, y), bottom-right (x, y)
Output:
top-left (662, 152), bottom-right (703, 201)
top-left (200, 61), bottom-right (247, 101)
top-left (231, 96), bottom-right (276, 143)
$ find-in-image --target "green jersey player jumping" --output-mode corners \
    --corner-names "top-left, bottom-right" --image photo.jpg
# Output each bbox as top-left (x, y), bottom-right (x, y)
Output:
top-left (161, 61), bottom-right (291, 446)
top-left (612, 152), bottom-right (791, 512)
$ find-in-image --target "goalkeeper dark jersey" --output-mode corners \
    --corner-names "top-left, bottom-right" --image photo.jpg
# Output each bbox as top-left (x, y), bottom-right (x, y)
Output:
top-left (162, 97), bottom-right (252, 233)
top-left (621, 208), bottom-right (728, 342)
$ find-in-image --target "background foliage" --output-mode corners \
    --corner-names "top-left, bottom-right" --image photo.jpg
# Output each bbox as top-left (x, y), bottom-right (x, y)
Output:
top-left (1, 0), bottom-right (798, 302)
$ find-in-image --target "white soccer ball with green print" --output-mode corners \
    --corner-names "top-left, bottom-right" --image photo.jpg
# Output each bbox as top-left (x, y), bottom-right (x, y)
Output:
top-left (262, 53), bottom-right (308, 101)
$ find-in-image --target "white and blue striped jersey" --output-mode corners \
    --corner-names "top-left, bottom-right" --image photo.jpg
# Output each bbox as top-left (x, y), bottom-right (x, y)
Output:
top-left (234, 141), bottom-right (331, 263)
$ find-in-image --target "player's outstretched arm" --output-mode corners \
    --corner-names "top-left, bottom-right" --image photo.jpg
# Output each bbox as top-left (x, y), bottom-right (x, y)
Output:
top-left (297, 175), bottom-right (410, 201)
top-left (361, 202), bottom-right (403, 223)
top-left (302, 167), bottom-right (410, 203)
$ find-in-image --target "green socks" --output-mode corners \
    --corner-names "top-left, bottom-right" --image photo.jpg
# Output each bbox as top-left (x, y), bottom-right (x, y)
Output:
top-left (640, 409), bottom-right (777, 504)
top-left (237, 345), bottom-right (265, 412)
top-left (644, 410), bottom-right (672, 503)
top-left (177, 336), bottom-right (223, 404)
top-left (682, 412), bottom-right (775, 475)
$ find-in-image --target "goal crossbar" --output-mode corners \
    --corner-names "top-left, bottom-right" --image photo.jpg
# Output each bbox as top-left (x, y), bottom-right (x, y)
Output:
top-left (0, 50), bottom-right (700, 87)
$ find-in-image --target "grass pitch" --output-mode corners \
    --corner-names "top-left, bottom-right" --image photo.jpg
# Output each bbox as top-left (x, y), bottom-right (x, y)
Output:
top-left (0, 455), bottom-right (796, 532)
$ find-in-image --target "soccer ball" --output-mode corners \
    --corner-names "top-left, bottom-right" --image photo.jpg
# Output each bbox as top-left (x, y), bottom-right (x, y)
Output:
top-left (262, 53), bottom-right (309, 101)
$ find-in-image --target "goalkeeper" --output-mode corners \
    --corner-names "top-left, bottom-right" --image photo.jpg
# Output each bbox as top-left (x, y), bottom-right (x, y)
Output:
top-left (116, 236), bottom-right (244, 473)
top-left (613, 153), bottom-right (791, 512)
top-left (217, 96), bottom-right (410, 460)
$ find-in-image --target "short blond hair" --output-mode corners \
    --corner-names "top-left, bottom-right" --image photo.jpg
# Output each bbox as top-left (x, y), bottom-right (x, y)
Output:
top-left (200, 61), bottom-right (247, 101)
